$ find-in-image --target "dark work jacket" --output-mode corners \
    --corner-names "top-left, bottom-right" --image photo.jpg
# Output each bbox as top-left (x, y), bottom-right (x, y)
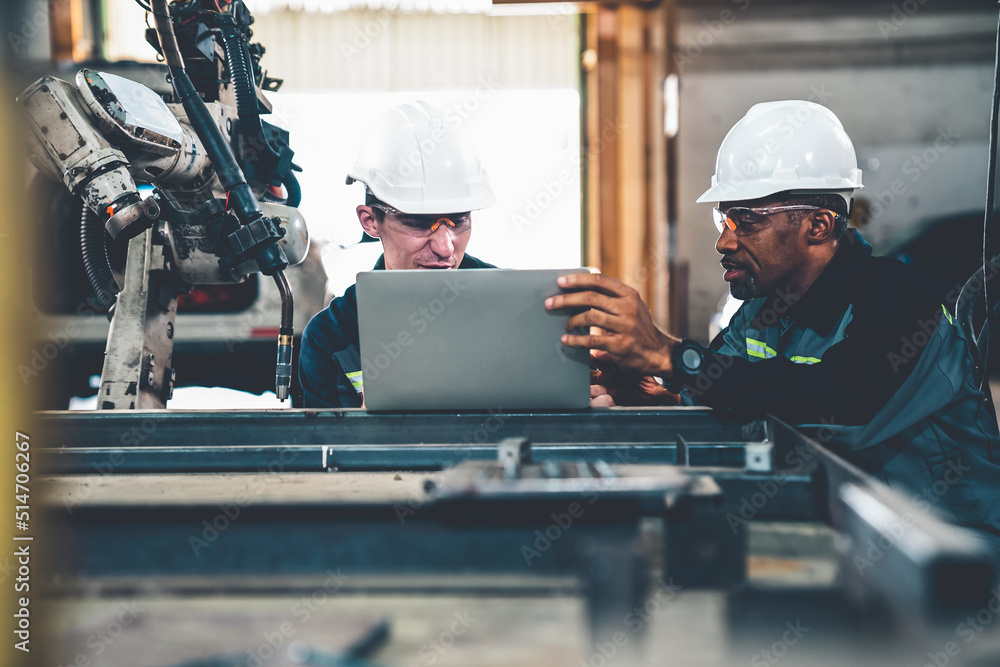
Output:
top-left (299, 254), bottom-right (495, 408)
top-left (684, 230), bottom-right (1000, 535)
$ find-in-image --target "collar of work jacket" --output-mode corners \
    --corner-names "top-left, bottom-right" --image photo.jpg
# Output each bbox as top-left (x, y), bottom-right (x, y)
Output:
top-left (370, 254), bottom-right (486, 271)
top-left (758, 229), bottom-right (872, 338)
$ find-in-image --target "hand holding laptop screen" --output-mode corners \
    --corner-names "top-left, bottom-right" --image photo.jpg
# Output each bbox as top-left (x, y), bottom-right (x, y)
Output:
top-left (546, 272), bottom-right (682, 407)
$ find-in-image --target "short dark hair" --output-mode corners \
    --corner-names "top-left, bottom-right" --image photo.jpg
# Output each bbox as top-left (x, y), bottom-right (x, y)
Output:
top-left (780, 192), bottom-right (850, 240)
top-left (365, 190), bottom-right (387, 223)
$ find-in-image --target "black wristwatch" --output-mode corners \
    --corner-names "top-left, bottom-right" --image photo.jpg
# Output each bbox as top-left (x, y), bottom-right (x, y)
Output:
top-left (671, 338), bottom-right (706, 385)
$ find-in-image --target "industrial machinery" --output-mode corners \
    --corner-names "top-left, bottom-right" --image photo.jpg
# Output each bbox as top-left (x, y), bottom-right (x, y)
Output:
top-left (37, 411), bottom-right (1000, 666)
top-left (17, 0), bottom-right (305, 408)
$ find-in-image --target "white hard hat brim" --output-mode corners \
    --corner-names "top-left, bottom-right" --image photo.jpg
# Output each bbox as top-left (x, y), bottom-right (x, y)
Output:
top-left (696, 175), bottom-right (863, 205)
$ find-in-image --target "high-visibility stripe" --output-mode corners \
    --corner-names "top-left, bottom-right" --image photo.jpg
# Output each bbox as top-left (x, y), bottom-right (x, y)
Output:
top-left (789, 356), bottom-right (822, 365)
top-left (941, 304), bottom-right (953, 325)
top-left (746, 338), bottom-right (776, 359)
top-left (346, 371), bottom-right (363, 391)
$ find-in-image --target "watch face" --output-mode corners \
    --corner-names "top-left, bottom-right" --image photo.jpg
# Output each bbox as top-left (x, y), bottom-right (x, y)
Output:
top-left (681, 347), bottom-right (703, 371)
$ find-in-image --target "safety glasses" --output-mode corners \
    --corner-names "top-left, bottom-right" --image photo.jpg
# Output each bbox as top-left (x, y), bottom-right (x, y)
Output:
top-left (369, 203), bottom-right (472, 238)
top-left (713, 205), bottom-right (823, 236)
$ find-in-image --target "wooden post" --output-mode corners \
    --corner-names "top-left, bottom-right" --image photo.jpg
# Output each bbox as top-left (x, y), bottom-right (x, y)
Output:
top-left (50, 0), bottom-right (87, 62)
top-left (583, 0), bottom-right (674, 331)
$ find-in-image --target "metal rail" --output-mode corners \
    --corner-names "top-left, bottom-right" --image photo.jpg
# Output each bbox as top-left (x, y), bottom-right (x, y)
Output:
top-left (34, 407), bottom-right (745, 448)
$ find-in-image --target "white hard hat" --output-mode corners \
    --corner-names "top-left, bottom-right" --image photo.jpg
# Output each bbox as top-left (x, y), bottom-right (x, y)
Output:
top-left (346, 101), bottom-right (496, 215)
top-left (696, 100), bottom-right (863, 208)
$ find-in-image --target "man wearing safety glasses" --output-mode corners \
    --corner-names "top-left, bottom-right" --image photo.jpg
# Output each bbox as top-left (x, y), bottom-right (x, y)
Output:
top-left (549, 100), bottom-right (1000, 537)
top-left (298, 101), bottom-right (495, 407)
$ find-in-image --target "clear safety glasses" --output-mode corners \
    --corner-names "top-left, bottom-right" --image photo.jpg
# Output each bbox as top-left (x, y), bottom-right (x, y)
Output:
top-left (713, 205), bottom-right (824, 236)
top-left (369, 203), bottom-right (472, 238)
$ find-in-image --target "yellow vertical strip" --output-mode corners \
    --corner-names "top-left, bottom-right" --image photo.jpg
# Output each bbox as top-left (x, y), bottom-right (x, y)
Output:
top-left (0, 75), bottom-right (35, 666)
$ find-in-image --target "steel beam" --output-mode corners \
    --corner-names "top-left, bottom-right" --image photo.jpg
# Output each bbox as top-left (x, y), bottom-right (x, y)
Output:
top-left (40, 442), bottom-right (752, 474)
top-left (768, 418), bottom-right (999, 630)
top-left (34, 407), bottom-right (745, 448)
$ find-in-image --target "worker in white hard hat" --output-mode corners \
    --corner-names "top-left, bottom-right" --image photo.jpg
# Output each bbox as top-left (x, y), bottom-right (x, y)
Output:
top-left (298, 101), bottom-right (496, 407)
top-left (548, 100), bottom-right (1000, 538)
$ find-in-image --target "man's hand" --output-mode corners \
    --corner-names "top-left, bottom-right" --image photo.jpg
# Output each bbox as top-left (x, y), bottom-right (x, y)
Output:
top-left (590, 350), bottom-right (680, 407)
top-left (546, 273), bottom-right (680, 377)
top-left (590, 383), bottom-right (615, 407)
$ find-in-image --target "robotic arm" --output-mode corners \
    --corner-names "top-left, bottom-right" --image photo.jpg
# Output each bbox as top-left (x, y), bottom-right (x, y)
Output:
top-left (17, 0), bottom-right (306, 406)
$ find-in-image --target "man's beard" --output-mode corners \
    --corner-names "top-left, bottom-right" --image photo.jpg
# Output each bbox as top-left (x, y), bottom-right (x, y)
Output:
top-left (729, 275), bottom-right (758, 300)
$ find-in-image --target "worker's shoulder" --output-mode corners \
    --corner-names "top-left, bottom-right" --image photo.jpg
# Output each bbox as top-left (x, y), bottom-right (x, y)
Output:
top-left (302, 284), bottom-right (359, 351)
top-left (461, 254), bottom-right (497, 269)
top-left (857, 253), bottom-right (940, 313)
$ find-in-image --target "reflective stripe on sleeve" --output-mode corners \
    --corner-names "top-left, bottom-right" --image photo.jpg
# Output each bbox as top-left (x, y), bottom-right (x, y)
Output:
top-left (746, 338), bottom-right (777, 359)
top-left (789, 356), bottom-right (822, 365)
top-left (345, 371), bottom-right (363, 392)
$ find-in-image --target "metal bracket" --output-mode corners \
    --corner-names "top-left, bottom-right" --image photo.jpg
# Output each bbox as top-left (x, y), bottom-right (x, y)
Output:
top-left (498, 437), bottom-right (531, 479)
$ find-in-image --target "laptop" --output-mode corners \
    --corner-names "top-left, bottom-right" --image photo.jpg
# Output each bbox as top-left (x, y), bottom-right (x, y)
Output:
top-left (356, 268), bottom-right (591, 411)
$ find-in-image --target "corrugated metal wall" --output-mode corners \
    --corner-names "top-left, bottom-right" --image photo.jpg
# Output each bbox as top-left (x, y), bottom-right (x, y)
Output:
top-left (254, 10), bottom-right (577, 90)
top-left (104, 0), bottom-right (578, 91)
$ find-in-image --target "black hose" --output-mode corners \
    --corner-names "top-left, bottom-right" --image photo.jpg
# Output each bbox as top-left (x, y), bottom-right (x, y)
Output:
top-left (282, 171), bottom-right (301, 208)
top-left (150, 0), bottom-right (262, 224)
top-left (218, 24), bottom-right (270, 145)
top-left (79, 200), bottom-right (119, 313)
top-left (273, 270), bottom-right (294, 400)
top-left (275, 270), bottom-right (293, 333)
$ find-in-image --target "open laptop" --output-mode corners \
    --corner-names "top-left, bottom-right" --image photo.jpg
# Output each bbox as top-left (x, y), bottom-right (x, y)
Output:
top-left (356, 268), bottom-right (591, 411)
